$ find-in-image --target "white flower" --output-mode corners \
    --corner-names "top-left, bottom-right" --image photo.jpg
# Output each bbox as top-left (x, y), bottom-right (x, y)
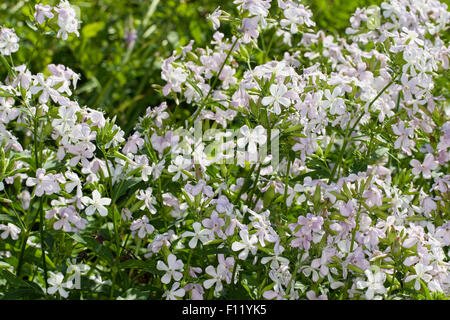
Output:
top-left (231, 229), bottom-right (258, 260)
top-left (66, 258), bottom-right (89, 288)
top-left (362, 187), bottom-right (383, 208)
top-left (121, 208), bottom-right (133, 221)
top-left (306, 290), bottom-right (328, 300)
top-left (122, 131), bottom-right (144, 154)
top-left (136, 187), bottom-right (157, 214)
top-left (1, 96), bottom-right (21, 121)
top-left (241, 17), bottom-right (259, 44)
top-left (53, 206), bottom-right (83, 232)
top-left (105, 124), bottom-right (125, 149)
top-left (168, 156), bottom-right (191, 182)
top-left (323, 87), bottom-right (346, 115)
top-left (400, 27), bottom-right (424, 46)
top-left (29, 73), bottom-right (60, 104)
top-left (280, 6), bottom-right (301, 34)
top-left (203, 264), bottom-right (227, 292)
top-left (157, 254), bottom-right (184, 284)
top-left (0, 27), bottom-right (19, 56)
top-left (81, 190), bottom-right (111, 216)
top-left (237, 125), bottom-right (267, 156)
top-left (64, 171), bottom-right (82, 197)
top-left (162, 282), bottom-right (185, 300)
top-left (405, 263), bottom-right (433, 291)
top-left (184, 179), bottom-right (214, 198)
top-left (261, 84), bottom-right (291, 115)
top-left (47, 272), bottom-right (73, 298)
top-left (208, 7), bottom-right (222, 30)
top-left (356, 269), bottom-right (386, 300)
top-left (151, 159), bottom-right (165, 179)
top-left (181, 222), bottom-right (209, 248)
top-left (0, 223), bottom-right (21, 240)
top-left (161, 62), bottom-right (187, 96)
top-left (260, 243), bottom-right (289, 269)
top-left (89, 273), bottom-right (111, 286)
top-left (54, 0), bottom-right (81, 40)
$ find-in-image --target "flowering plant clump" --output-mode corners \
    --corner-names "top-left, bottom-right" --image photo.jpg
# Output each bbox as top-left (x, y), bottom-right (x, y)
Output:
top-left (0, 0), bottom-right (449, 300)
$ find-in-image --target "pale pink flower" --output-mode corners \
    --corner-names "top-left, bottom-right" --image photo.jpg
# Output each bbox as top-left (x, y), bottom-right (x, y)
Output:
top-left (410, 154), bottom-right (438, 179)
top-left (157, 254), bottom-right (184, 284)
top-left (34, 4), bottom-right (54, 25)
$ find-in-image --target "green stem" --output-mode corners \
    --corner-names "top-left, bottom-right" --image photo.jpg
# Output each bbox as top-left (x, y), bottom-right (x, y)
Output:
top-left (38, 197), bottom-right (48, 291)
top-left (264, 28), bottom-right (276, 62)
top-left (3, 188), bottom-right (26, 231)
top-left (284, 156), bottom-right (292, 209)
top-left (246, 164), bottom-right (261, 207)
top-left (182, 250), bottom-right (194, 283)
top-left (233, 163), bottom-right (256, 205)
top-left (329, 74), bottom-right (399, 182)
top-left (0, 55), bottom-right (16, 77)
top-left (230, 261), bottom-right (238, 288)
top-left (101, 147), bottom-right (113, 196)
top-left (191, 37), bottom-right (239, 122)
top-left (26, 21), bottom-right (47, 71)
top-left (16, 231), bottom-right (29, 277)
top-left (286, 254), bottom-right (301, 295)
top-left (349, 202), bottom-right (362, 253)
top-left (16, 200), bottom-right (41, 277)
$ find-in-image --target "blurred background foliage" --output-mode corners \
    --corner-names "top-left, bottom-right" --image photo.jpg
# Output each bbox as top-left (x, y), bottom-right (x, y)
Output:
top-left (1, 0), bottom-right (385, 132)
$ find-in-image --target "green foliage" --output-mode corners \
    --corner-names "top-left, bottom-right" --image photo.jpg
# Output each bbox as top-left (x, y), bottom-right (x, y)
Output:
top-left (309, 0), bottom-right (383, 34)
top-left (1, 0), bottom-right (448, 301)
top-left (1, 0), bottom-right (384, 133)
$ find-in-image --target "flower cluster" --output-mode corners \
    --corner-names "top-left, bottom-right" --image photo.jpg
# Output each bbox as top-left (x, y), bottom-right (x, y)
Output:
top-left (35, 1), bottom-right (81, 40)
top-left (0, 0), bottom-right (448, 300)
top-left (0, 27), bottom-right (19, 56)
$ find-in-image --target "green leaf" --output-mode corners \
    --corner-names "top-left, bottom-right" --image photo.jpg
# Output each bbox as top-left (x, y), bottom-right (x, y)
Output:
top-left (82, 22), bottom-right (105, 39)
top-left (0, 269), bottom-right (44, 298)
top-left (240, 274), bottom-right (259, 299)
top-left (284, 124), bottom-right (303, 133)
top-left (119, 259), bottom-right (156, 273)
top-left (70, 234), bottom-right (114, 265)
top-left (0, 214), bottom-right (17, 224)
top-left (420, 279), bottom-right (432, 300)
top-left (313, 184), bottom-right (321, 206)
top-left (113, 177), bottom-right (141, 201)
top-left (118, 288), bottom-right (151, 300)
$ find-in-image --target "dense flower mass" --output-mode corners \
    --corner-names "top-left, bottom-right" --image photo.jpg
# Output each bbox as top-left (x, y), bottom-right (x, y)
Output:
top-left (0, 27), bottom-right (19, 56)
top-left (0, 0), bottom-right (448, 300)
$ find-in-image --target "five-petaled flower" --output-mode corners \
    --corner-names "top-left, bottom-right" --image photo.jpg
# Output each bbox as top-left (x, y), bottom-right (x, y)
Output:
top-left (81, 190), bottom-right (111, 216)
top-left (0, 223), bottom-right (21, 240)
top-left (231, 229), bottom-right (258, 260)
top-left (261, 83), bottom-right (291, 115)
top-left (47, 272), bottom-right (73, 298)
top-left (157, 254), bottom-right (184, 284)
top-left (237, 125), bottom-right (267, 156)
top-left (181, 222), bottom-right (210, 248)
top-left (410, 154), bottom-right (438, 179)
top-left (405, 263), bottom-right (433, 291)
top-left (356, 269), bottom-right (387, 300)
top-left (162, 282), bottom-right (185, 300)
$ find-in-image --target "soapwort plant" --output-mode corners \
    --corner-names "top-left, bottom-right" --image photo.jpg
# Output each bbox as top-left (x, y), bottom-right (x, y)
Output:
top-left (0, 0), bottom-right (449, 300)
